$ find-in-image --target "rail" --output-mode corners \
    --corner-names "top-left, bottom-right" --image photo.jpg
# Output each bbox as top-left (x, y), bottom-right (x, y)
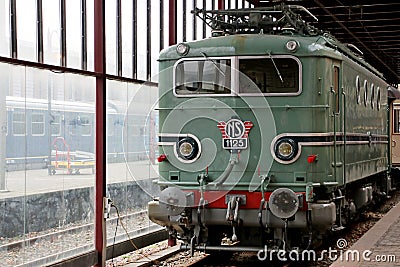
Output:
top-left (0, 210), bottom-right (166, 267)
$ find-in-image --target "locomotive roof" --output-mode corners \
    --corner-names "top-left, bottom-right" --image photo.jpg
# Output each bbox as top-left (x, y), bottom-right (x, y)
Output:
top-left (160, 4), bottom-right (384, 79)
top-left (159, 33), bottom-right (384, 79)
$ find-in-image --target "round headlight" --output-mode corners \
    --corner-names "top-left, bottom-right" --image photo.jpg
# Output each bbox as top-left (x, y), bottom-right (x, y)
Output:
top-left (176, 43), bottom-right (190, 55)
top-left (278, 142), bottom-right (293, 157)
top-left (269, 188), bottom-right (299, 219)
top-left (179, 142), bottom-right (193, 157)
top-left (177, 137), bottom-right (199, 161)
top-left (285, 40), bottom-right (299, 52)
top-left (275, 138), bottom-right (297, 161)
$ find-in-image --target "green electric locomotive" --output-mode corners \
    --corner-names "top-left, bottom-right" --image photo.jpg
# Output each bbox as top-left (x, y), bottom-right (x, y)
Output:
top-left (148, 4), bottom-right (394, 252)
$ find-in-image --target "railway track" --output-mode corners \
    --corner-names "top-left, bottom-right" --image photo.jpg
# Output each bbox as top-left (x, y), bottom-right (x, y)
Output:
top-left (138, 249), bottom-right (299, 267)
top-left (110, 188), bottom-right (400, 267)
top-left (1, 210), bottom-right (162, 267)
top-left (3, 188), bottom-right (400, 267)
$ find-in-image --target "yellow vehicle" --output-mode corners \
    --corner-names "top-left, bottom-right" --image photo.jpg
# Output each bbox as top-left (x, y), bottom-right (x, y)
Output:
top-left (48, 137), bottom-right (95, 175)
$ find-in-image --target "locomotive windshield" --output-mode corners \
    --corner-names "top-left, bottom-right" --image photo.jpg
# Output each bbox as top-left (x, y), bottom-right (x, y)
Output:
top-left (175, 59), bottom-right (232, 95)
top-left (173, 56), bottom-right (300, 96)
top-left (239, 57), bottom-right (300, 94)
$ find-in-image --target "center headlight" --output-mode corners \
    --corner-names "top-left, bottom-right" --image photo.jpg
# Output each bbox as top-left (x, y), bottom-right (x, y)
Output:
top-left (269, 188), bottom-right (299, 219)
top-left (274, 138), bottom-right (297, 161)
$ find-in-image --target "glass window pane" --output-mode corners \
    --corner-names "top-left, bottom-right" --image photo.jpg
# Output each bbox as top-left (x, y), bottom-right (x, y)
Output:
top-left (80, 115), bottom-right (92, 136)
top-left (122, 0), bottom-right (133, 77)
top-left (394, 109), bottom-right (400, 134)
top-left (105, 0), bottom-right (117, 76)
top-left (31, 113), bottom-right (45, 136)
top-left (86, 0), bottom-right (94, 71)
top-left (43, 0), bottom-right (61, 65)
top-left (175, 59), bottom-right (232, 95)
top-left (16, 0), bottom-right (36, 61)
top-left (66, 0), bottom-right (81, 69)
top-left (12, 112), bottom-right (26, 135)
top-left (51, 113), bottom-right (61, 136)
top-left (106, 80), bottom-right (161, 246)
top-left (0, 64), bottom-right (95, 266)
top-left (0, 1), bottom-right (10, 56)
top-left (239, 57), bottom-right (300, 94)
top-left (136, 1), bottom-right (147, 80)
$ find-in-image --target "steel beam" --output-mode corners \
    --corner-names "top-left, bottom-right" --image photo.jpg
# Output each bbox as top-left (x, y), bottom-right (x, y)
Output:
top-left (60, 0), bottom-right (67, 66)
top-left (169, 0), bottom-right (177, 45)
top-left (132, 0), bottom-right (137, 79)
top-left (116, 0), bottom-right (122, 76)
top-left (146, 0), bottom-right (151, 80)
top-left (81, 0), bottom-right (87, 70)
top-left (218, 0), bottom-right (224, 10)
top-left (36, 0), bottom-right (43, 63)
top-left (10, 0), bottom-right (17, 58)
top-left (202, 0), bottom-right (206, 38)
top-left (160, 0), bottom-right (164, 51)
top-left (183, 0), bottom-right (186, 42)
top-left (94, 0), bottom-right (106, 266)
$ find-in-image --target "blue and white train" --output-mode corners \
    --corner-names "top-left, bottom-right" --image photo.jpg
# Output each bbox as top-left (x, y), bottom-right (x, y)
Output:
top-left (3, 96), bottom-right (156, 172)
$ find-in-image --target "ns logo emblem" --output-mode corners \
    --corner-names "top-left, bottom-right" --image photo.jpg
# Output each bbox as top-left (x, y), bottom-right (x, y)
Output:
top-left (217, 119), bottom-right (253, 150)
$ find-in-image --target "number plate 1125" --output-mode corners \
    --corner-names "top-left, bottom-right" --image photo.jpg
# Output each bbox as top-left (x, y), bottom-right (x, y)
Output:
top-left (222, 138), bottom-right (247, 149)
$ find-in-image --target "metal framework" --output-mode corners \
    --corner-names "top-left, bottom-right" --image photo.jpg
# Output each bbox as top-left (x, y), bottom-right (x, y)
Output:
top-left (249, 0), bottom-right (400, 86)
top-left (192, 5), bottom-right (322, 35)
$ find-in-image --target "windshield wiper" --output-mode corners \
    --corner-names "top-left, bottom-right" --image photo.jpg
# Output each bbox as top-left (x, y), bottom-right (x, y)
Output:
top-left (200, 52), bottom-right (226, 77)
top-left (267, 51), bottom-right (284, 83)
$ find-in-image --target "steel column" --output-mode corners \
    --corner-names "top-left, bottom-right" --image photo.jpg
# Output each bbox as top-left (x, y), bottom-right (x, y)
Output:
top-left (146, 0), bottom-right (151, 80)
top-left (202, 0), bottom-right (206, 38)
top-left (10, 0), bottom-right (17, 58)
top-left (218, 0), bottom-right (224, 10)
top-left (36, 0), bottom-right (43, 63)
top-left (169, 0), bottom-right (177, 45)
top-left (116, 0), bottom-right (122, 76)
top-left (81, 0), bottom-right (87, 70)
top-left (94, 0), bottom-right (106, 266)
top-left (60, 0), bottom-right (67, 66)
top-left (160, 0), bottom-right (164, 51)
top-left (132, 0), bottom-right (137, 79)
top-left (182, 0), bottom-right (186, 42)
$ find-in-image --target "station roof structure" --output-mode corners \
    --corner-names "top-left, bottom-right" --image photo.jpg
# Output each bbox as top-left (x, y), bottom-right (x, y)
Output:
top-left (248, 0), bottom-right (400, 86)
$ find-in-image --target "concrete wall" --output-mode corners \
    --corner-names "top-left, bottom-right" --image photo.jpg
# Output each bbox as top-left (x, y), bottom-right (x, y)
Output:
top-left (0, 180), bottom-right (159, 238)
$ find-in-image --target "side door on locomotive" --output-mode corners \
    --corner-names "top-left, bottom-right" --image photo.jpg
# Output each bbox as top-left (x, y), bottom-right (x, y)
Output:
top-left (390, 97), bottom-right (400, 166)
top-left (332, 62), bottom-right (345, 184)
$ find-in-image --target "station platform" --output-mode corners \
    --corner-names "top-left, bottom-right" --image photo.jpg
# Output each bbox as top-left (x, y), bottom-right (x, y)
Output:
top-left (330, 202), bottom-right (400, 266)
top-left (0, 161), bottom-right (158, 199)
